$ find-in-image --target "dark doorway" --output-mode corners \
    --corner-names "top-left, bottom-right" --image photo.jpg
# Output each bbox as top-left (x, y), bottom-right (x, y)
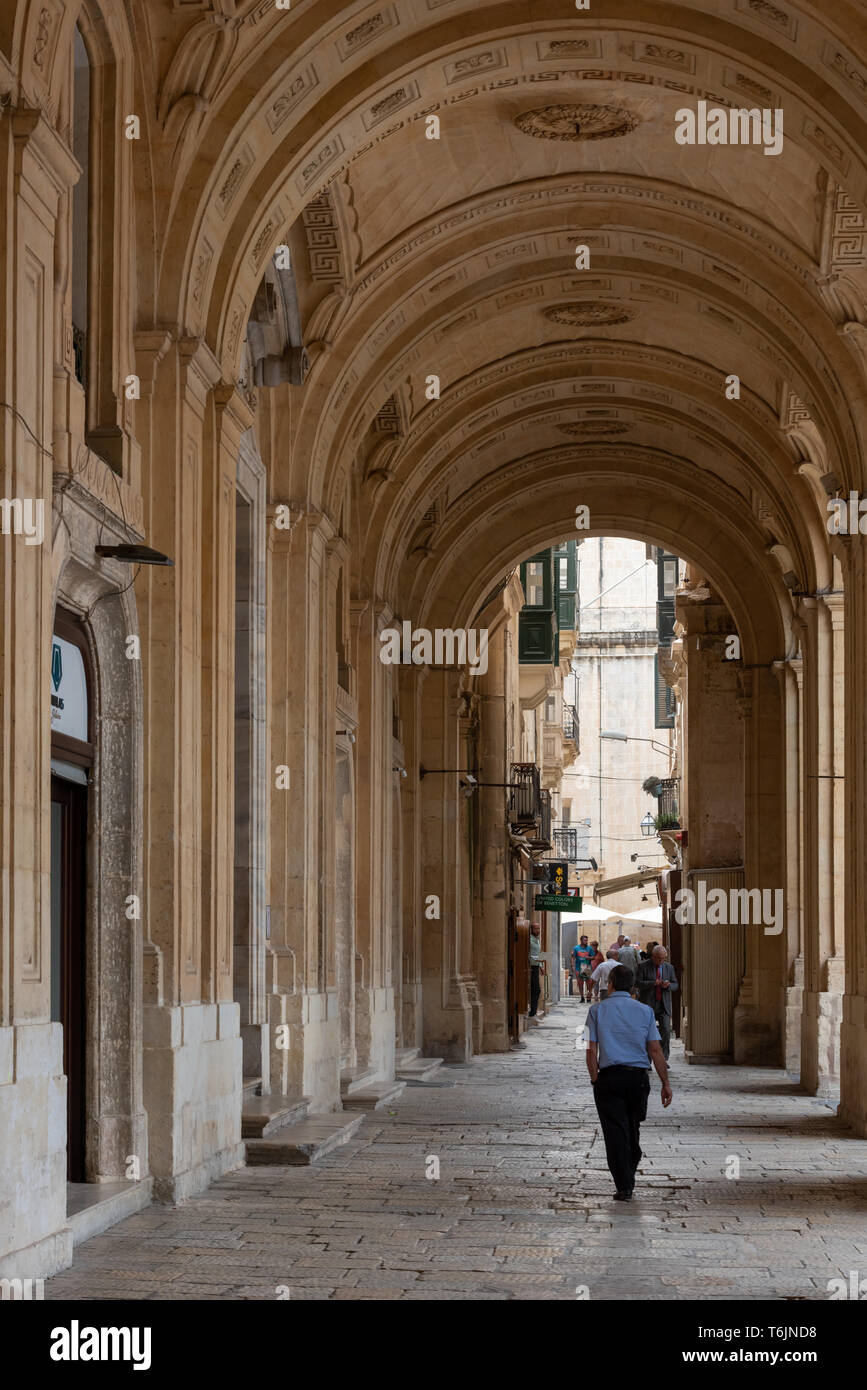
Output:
top-left (51, 776), bottom-right (87, 1182)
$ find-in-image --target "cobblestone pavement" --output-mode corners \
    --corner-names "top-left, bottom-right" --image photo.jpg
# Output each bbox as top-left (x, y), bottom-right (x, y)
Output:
top-left (47, 999), bottom-right (867, 1301)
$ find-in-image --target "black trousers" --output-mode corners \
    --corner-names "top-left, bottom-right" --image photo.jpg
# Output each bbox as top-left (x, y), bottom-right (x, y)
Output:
top-left (593, 1065), bottom-right (650, 1193)
top-left (655, 1008), bottom-right (671, 1060)
top-left (529, 964), bottom-right (541, 1016)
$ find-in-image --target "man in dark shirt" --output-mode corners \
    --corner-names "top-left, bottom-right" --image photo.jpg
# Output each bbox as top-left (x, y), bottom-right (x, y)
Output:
top-left (635, 945), bottom-right (679, 1061)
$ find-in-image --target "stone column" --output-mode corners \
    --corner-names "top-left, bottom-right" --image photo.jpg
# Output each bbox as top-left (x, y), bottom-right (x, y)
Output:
top-left (266, 509), bottom-right (339, 1110)
top-left (418, 668), bottom-right (474, 1060)
top-left (473, 584), bottom-right (523, 1053)
top-left (351, 598), bottom-right (396, 1079)
top-left (398, 665), bottom-right (424, 1052)
top-left (796, 598), bottom-right (844, 1092)
top-left (678, 607), bottom-right (745, 1063)
top-left (839, 544), bottom-right (867, 1135)
top-left (733, 664), bottom-right (785, 1065)
top-left (0, 106), bottom-right (79, 1277)
top-left (134, 336), bottom-right (243, 1200)
top-left (774, 658), bottom-right (803, 1072)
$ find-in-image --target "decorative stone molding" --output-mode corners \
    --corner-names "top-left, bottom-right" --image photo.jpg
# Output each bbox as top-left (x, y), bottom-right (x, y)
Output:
top-left (558, 421), bottom-right (629, 437)
top-left (301, 190), bottom-right (345, 284)
top-left (544, 302), bottom-right (635, 327)
top-left (514, 103), bottom-right (640, 142)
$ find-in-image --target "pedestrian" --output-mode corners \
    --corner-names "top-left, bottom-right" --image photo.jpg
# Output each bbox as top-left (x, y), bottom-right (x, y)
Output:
top-left (529, 921), bottom-right (545, 1024)
top-left (606, 932), bottom-right (626, 955)
top-left (618, 936), bottom-right (641, 974)
top-left (571, 933), bottom-right (595, 1002)
top-left (589, 948), bottom-right (621, 997)
top-left (588, 940), bottom-right (604, 1000)
top-left (635, 945), bottom-right (679, 1062)
top-left (585, 965), bottom-right (673, 1200)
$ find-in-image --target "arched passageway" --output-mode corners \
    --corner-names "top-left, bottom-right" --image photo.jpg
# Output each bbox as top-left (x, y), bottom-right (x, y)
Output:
top-left (1, 0), bottom-right (865, 1289)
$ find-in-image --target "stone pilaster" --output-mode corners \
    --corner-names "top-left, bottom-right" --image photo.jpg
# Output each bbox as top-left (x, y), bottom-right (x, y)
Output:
top-left (351, 598), bottom-right (396, 1079)
top-left (0, 106), bottom-right (79, 1278)
top-left (839, 544), bottom-right (867, 1135)
top-left (134, 337), bottom-right (243, 1200)
top-left (418, 667), bottom-right (475, 1061)
top-left (266, 508), bottom-right (340, 1110)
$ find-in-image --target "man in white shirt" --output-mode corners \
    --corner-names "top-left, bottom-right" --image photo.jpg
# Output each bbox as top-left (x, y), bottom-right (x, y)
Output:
top-left (590, 949), bottom-right (621, 994)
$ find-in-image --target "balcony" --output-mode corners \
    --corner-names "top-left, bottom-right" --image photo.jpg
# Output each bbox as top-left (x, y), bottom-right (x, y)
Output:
top-left (529, 788), bottom-right (552, 850)
top-left (562, 703), bottom-right (578, 742)
top-left (509, 762), bottom-right (541, 827)
top-left (557, 590), bottom-right (577, 632)
top-left (518, 608), bottom-right (558, 664)
top-left (655, 776), bottom-right (680, 828)
top-left (549, 824), bottom-right (579, 862)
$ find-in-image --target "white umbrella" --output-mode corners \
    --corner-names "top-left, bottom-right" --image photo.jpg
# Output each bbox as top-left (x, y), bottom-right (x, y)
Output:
top-left (560, 904), bottom-right (618, 923)
top-left (621, 906), bottom-right (663, 925)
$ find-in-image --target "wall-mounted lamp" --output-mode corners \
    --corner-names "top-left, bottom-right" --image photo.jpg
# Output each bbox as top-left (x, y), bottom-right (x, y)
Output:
top-left (95, 543), bottom-right (172, 566)
top-left (419, 766), bottom-right (480, 780)
top-left (393, 765), bottom-right (408, 778)
top-left (337, 729), bottom-right (356, 744)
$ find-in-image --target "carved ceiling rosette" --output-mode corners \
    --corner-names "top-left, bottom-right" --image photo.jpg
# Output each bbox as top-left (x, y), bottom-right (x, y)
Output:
top-left (514, 103), bottom-right (640, 141)
top-left (545, 303), bottom-right (636, 327)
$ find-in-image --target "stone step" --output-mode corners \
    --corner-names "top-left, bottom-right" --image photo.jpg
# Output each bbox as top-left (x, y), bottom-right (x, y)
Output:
top-left (395, 1056), bottom-right (444, 1081)
top-left (242, 1076), bottom-right (262, 1100)
top-left (339, 1065), bottom-right (380, 1097)
top-left (67, 1179), bottom-right (153, 1247)
top-left (342, 1080), bottom-right (406, 1111)
top-left (241, 1096), bottom-right (309, 1138)
top-left (245, 1112), bottom-right (366, 1166)
top-left (394, 1047), bottom-right (420, 1067)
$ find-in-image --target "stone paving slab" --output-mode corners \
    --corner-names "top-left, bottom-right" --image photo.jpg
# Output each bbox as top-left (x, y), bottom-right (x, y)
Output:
top-left (45, 1000), bottom-right (867, 1301)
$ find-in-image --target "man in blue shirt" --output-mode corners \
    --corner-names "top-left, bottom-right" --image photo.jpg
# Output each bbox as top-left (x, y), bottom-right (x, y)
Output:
top-left (585, 964), bottom-right (673, 1200)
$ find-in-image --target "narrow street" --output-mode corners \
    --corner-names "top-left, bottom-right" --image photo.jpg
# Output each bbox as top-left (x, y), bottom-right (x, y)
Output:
top-left (47, 1000), bottom-right (866, 1302)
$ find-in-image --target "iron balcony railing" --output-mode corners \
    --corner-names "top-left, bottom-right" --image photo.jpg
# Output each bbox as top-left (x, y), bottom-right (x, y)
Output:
top-left (656, 776), bottom-right (680, 825)
top-left (562, 703), bottom-right (578, 741)
top-left (509, 762), bottom-right (541, 826)
top-left (530, 788), bottom-right (552, 850)
top-left (550, 824), bottom-right (579, 862)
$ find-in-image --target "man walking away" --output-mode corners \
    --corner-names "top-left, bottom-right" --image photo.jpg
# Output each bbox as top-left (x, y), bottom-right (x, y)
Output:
top-left (585, 965), bottom-right (672, 1200)
top-left (636, 945), bottom-right (678, 1062)
top-left (590, 949), bottom-right (620, 998)
top-left (617, 936), bottom-right (641, 975)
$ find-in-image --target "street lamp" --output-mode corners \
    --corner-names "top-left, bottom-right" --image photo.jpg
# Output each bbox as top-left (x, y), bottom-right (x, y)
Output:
top-left (601, 730), bottom-right (671, 757)
top-left (640, 811), bottom-right (656, 837)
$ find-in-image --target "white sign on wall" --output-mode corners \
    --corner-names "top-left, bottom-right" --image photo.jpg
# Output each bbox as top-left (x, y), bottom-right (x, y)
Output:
top-left (50, 635), bottom-right (88, 742)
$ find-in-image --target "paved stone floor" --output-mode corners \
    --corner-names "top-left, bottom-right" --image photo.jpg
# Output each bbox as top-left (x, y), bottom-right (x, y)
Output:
top-left (47, 999), bottom-right (867, 1301)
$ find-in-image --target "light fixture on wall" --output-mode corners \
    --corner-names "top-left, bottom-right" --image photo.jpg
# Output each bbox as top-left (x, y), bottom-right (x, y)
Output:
top-left (95, 543), bottom-right (172, 565)
top-left (640, 811), bottom-right (656, 838)
top-left (393, 765), bottom-right (408, 778)
top-left (337, 729), bottom-right (356, 744)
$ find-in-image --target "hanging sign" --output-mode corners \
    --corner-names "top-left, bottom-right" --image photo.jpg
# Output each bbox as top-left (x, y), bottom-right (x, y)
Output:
top-left (534, 893), bottom-right (583, 912)
top-left (50, 635), bottom-right (88, 741)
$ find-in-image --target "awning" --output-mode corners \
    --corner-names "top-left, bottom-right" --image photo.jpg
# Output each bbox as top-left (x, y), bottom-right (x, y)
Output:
top-left (592, 869), bottom-right (661, 902)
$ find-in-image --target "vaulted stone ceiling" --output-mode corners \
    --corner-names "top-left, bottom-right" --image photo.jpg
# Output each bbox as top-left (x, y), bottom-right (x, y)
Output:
top-left (31, 0), bottom-right (867, 655)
